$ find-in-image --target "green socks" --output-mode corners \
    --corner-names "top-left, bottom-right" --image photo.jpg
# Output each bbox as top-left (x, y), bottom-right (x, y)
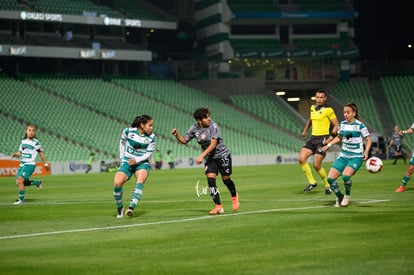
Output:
top-left (129, 183), bottom-right (144, 210)
top-left (113, 186), bottom-right (123, 209)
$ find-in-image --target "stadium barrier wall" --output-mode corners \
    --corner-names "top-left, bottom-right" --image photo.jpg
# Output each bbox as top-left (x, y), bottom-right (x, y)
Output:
top-left (1, 152), bottom-right (339, 176)
top-left (1, 152), bottom-right (340, 176)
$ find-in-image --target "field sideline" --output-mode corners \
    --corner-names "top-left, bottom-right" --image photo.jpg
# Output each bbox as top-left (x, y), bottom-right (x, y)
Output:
top-left (0, 162), bottom-right (413, 274)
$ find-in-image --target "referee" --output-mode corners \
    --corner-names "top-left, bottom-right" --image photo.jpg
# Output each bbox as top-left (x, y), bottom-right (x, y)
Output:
top-left (298, 89), bottom-right (339, 194)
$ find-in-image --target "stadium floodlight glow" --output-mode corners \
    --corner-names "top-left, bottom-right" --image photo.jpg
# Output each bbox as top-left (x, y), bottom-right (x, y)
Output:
top-left (408, 44), bottom-right (412, 49)
top-left (311, 96), bottom-right (316, 100)
top-left (287, 97), bottom-right (300, 102)
top-left (275, 91), bottom-right (286, 96)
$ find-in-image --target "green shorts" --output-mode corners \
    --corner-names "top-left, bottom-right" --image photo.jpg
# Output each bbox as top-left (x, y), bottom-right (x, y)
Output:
top-left (16, 163), bottom-right (35, 180)
top-left (331, 156), bottom-right (363, 174)
top-left (117, 161), bottom-right (150, 180)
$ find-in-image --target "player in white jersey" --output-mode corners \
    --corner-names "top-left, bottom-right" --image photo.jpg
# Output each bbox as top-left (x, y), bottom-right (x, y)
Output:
top-left (171, 107), bottom-right (240, 215)
top-left (113, 115), bottom-right (156, 218)
top-left (322, 102), bottom-right (372, 207)
top-left (11, 124), bottom-right (49, 205)
top-left (395, 121), bottom-right (414, 192)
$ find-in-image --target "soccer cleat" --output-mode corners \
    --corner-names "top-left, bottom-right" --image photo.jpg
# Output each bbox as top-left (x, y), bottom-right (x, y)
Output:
top-left (125, 208), bottom-right (134, 217)
top-left (232, 193), bottom-right (240, 211)
top-left (335, 194), bottom-right (344, 208)
top-left (395, 186), bottom-right (405, 193)
top-left (117, 207), bottom-right (124, 218)
top-left (13, 200), bottom-right (24, 205)
top-left (209, 205), bottom-right (224, 215)
top-left (325, 188), bottom-right (332, 195)
top-left (341, 195), bottom-right (350, 207)
top-left (36, 180), bottom-right (42, 190)
top-left (304, 183), bottom-right (317, 192)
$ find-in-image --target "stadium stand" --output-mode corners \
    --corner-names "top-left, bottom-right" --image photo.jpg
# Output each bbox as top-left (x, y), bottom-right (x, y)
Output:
top-left (380, 75), bottom-right (414, 145)
top-left (8, 0), bottom-right (175, 22)
top-left (31, 0), bottom-right (122, 17)
top-left (1, 73), bottom-right (305, 162)
top-left (0, 74), bottom-right (121, 160)
top-left (330, 80), bottom-right (385, 134)
top-left (0, 0), bottom-right (24, 11)
top-left (229, 94), bottom-right (304, 136)
top-left (0, 110), bottom-right (107, 162)
top-left (25, 75), bottom-right (200, 160)
top-left (5, 71), bottom-right (412, 162)
top-left (110, 0), bottom-right (176, 22)
top-left (112, 77), bottom-right (303, 154)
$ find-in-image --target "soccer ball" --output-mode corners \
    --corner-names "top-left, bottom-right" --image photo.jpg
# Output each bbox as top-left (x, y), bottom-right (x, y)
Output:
top-left (365, 157), bottom-right (383, 173)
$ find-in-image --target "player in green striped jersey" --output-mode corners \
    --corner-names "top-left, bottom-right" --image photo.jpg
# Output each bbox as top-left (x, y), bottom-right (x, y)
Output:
top-left (12, 124), bottom-right (49, 205)
top-left (322, 102), bottom-right (372, 207)
top-left (112, 115), bottom-right (156, 218)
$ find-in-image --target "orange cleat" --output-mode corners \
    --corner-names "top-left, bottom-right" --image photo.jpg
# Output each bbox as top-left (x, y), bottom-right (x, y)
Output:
top-left (209, 204), bottom-right (224, 215)
top-left (232, 193), bottom-right (240, 211)
top-left (395, 186), bottom-right (405, 193)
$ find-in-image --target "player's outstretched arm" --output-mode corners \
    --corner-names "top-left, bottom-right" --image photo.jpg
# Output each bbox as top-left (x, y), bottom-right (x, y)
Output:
top-left (171, 128), bottom-right (187, 145)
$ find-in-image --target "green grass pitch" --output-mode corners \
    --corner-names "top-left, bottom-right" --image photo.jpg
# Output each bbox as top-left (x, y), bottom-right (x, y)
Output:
top-left (0, 161), bottom-right (413, 274)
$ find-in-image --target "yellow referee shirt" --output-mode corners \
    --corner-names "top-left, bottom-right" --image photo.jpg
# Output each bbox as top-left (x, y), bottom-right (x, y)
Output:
top-left (310, 105), bottom-right (336, 136)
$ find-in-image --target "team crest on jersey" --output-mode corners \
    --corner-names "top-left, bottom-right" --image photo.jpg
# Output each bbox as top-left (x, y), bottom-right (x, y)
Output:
top-left (195, 132), bottom-right (206, 140)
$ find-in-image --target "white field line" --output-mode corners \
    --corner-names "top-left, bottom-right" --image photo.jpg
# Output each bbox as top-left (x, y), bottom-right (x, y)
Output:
top-left (0, 199), bottom-right (390, 240)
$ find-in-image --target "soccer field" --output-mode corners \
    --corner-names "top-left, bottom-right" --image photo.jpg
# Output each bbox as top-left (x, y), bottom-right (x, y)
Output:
top-left (0, 162), bottom-right (413, 274)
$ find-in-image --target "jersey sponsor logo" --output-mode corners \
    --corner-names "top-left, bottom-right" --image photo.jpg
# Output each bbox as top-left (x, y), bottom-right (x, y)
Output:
top-left (344, 143), bottom-right (360, 149)
top-left (127, 147), bottom-right (141, 155)
top-left (22, 153), bottom-right (33, 159)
